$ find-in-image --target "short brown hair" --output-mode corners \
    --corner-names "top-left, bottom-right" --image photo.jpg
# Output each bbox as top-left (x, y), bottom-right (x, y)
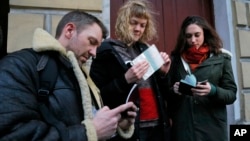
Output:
top-left (55, 10), bottom-right (108, 39)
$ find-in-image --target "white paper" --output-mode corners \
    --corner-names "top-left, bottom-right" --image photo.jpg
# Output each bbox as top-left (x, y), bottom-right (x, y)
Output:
top-left (132, 44), bottom-right (164, 80)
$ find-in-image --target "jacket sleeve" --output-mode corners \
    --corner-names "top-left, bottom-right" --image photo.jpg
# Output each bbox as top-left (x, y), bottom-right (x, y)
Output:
top-left (90, 46), bottom-right (135, 109)
top-left (0, 51), bottom-right (88, 141)
top-left (211, 54), bottom-right (237, 104)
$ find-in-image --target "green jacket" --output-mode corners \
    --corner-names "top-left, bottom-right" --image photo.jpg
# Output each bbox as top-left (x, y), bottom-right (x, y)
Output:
top-left (168, 50), bottom-right (237, 141)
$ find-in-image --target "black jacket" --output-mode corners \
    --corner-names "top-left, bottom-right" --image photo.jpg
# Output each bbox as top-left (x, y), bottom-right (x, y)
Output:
top-left (0, 28), bottom-right (100, 141)
top-left (90, 39), bottom-right (171, 141)
top-left (0, 49), bottom-right (89, 141)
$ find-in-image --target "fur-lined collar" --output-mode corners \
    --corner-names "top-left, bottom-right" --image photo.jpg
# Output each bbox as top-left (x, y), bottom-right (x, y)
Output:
top-left (209, 48), bottom-right (232, 58)
top-left (221, 48), bottom-right (232, 57)
top-left (32, 28), bottom-right (67, 56)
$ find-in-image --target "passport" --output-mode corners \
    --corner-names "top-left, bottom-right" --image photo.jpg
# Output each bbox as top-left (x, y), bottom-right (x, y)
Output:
top-left (179, 74), bottom-right (207, 96)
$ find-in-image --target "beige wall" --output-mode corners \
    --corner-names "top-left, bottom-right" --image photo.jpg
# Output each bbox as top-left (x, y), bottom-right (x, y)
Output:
top-left (10, 0), bottom-right (102, 10)
top-left (7, 0), bottom-right (102, 52)
top-left (233, 1), bottom-right (250, 122)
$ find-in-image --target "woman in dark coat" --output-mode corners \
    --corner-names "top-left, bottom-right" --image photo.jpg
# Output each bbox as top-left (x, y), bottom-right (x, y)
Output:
top-left (90, 0), bottom-right (171, 141)
top-left (168, 15), bottom-right (237, 141)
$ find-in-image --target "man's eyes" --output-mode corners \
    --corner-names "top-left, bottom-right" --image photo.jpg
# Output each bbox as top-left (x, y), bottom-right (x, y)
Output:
top-left (89, 39), bottom-right (98, 45)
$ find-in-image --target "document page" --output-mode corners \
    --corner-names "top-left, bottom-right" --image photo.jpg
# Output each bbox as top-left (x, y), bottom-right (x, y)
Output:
top-left (132, 44), bottom-right (164, 80)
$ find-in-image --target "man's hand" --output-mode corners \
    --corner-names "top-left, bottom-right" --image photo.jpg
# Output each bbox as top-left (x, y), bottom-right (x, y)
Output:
top-left (92, 102), bottom-right (137, 140)
top-left (118, 102), bottom-right (137, 130)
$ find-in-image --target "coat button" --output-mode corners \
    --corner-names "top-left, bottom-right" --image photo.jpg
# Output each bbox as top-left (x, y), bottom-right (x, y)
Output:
top-left (194, 100), bottom-right (199, 104)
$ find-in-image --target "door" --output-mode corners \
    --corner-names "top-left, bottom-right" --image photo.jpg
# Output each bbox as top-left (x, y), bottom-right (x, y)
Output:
top-left (110, 0), bottom-right (214, 54)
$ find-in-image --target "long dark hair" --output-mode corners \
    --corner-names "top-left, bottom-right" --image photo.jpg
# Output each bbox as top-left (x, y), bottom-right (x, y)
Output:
top-left (171, 15), bottom-right (222, 56)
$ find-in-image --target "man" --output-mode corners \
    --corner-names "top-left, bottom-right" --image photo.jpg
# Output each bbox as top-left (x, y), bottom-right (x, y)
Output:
top-left (90, 0), bottom-right (171, 141)
top-left (0, 10), bottom-right (137, 141)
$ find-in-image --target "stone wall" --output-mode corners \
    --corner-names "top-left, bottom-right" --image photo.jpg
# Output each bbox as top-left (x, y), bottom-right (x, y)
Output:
top-left (7, 0), bottom-right (102, 53)
top-left (233, 0), bottom-right (250, 123)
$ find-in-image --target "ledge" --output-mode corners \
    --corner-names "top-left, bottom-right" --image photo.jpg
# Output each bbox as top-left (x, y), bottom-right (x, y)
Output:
top-left (10, 0), bottom-right (102, 11)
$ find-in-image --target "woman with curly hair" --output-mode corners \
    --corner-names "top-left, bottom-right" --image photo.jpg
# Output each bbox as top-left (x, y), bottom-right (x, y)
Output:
top-left (90, 0), bottom-right (171, 141)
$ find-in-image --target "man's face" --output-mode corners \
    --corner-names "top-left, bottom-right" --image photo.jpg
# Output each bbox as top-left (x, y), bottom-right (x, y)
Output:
top-left (68, 23), bottom-right (102, 66)
top-left (128, 16), bottom-right (147, 42)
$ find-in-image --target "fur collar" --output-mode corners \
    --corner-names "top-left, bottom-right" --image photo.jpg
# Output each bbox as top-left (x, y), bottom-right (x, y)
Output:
top-left (32, 28), bottom-right (67, 55)
top-left (209, 48), bottom-right (232, 58)
top-left (221, 48), bottom-right (232, 57)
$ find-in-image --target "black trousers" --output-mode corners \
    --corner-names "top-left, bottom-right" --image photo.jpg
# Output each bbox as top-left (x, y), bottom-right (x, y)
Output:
top-left (109, 125), bottom-right (166, 141)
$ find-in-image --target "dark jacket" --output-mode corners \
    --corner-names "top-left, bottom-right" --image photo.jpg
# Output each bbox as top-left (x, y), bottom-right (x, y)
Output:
top-left (0, 28), bottom-right (99, 141)
top-left (168, 50), bottom-right (237, 141)
top-left (90, 39), bottom-right (171, 141)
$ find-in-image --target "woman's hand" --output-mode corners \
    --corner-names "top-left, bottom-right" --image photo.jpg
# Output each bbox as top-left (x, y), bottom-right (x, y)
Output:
top-left (173, 82), bottom-right (182, 95)
top-left (159, 52), bottom-right (171, 74)
top-left (125, 60), bottom-right (149, 84)
top-left (192, 81), bottom-right (211, 96)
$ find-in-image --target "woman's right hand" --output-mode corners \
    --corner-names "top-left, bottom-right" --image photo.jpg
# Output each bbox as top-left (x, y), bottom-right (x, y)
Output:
top-left (125, 60), bottom-right (149, 84)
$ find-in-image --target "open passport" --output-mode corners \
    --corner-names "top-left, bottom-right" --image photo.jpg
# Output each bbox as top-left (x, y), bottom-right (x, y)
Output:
top-left (179, 74), bottom-right (207, 96)
top-left (132, 44), bottom-right (164, 80)
top-left (125, 44), bottom-right (164, 103)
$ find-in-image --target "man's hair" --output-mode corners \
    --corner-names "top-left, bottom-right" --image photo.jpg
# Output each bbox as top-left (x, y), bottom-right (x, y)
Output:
top-left (115, 0), bottom-right (157, 44)
top-left (55, 10), bottom-right (108, 39)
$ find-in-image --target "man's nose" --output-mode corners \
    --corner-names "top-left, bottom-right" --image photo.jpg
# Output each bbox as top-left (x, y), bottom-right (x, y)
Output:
top-left (90, 47), bottom-right (97, 58)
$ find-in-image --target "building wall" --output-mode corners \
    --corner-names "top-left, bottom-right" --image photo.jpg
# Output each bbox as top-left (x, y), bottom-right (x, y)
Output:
top-left (233, 0), bottom-right (250, 123)
top-left (7, 0), bottom-right (103, 53)
top-left (213, 0), bottom-right (240, 126)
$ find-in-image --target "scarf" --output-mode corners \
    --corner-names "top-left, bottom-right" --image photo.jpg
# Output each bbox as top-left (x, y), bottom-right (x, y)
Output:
top-left (182, 45), bottom-right (209, 71)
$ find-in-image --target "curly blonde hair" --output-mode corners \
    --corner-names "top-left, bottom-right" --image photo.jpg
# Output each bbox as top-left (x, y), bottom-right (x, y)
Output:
top-left (115, 0), bottom-right (157, 44)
